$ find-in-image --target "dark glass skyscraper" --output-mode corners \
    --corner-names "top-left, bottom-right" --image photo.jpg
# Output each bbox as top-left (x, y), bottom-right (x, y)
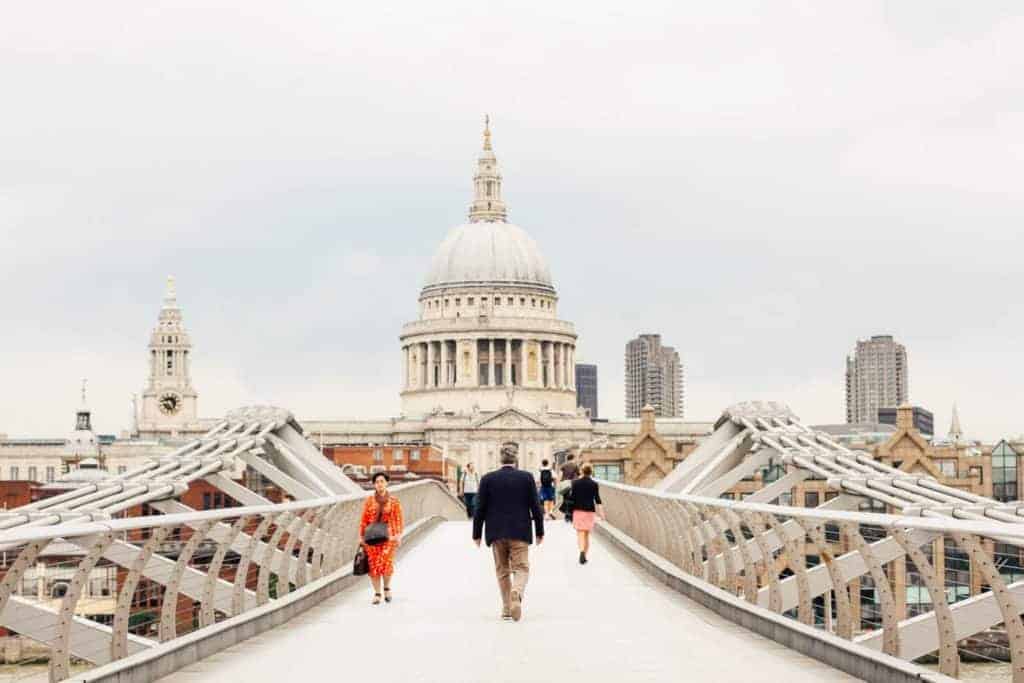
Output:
top-left (575, 363), bottom-right (598, 419)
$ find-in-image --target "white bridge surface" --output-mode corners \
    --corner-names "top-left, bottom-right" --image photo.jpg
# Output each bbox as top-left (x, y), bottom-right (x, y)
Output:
top-left (161, 521), bottom-right (856, 683)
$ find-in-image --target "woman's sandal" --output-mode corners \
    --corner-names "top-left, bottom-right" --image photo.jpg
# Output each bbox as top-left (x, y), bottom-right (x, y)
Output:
top-left (372, 593), bottom-right (382, 605)
top-left (383, 588), bottom-right (392, 603)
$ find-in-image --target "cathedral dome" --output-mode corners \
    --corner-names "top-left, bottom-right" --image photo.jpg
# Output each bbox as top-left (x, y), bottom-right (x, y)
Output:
top-left (422, 221), bottom-right (554, 295)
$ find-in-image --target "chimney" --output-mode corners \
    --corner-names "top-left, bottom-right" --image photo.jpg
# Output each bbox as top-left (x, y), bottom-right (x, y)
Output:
top-left (641, 404), bottom-right (656, 434)
top-left (896, 404), bottom-right (914, 431)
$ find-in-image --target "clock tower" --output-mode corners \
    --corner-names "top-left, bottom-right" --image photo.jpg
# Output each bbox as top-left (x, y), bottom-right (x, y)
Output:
top-left (139, 276), bottom-right (199, 436)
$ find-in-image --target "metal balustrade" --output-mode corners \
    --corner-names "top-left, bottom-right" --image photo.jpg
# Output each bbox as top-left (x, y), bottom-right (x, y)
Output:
top-left (0, 480), bottom-right (461, 682)
top-left (0, 406), bottom-right (464, 682)
top-left (599, 480), bottom-right (1024, 681)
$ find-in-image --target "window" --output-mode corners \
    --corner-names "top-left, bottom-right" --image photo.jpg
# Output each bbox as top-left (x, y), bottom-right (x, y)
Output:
top-left (445, 299), bottom-right (450, 307)
top-left (468, 297), bottom-right (474, 305)
top-left (592, 463), bottom-right (623, 482)
top-left (495, 363), bottom-right (504, 386)
top-left (46, 467), bottom-right (55, 482)
top-left (411, 449), bottom-right (421, 461)
top-left (507, 297), bottom-right (513, 305)
top-left (28, 466), bottom-right (37, 481)
top-left (805, 491), bottom-right (820, 508)
top-left (455, 298), bottom-right (461, 306)
top-left (936, 460), bottom-right (957, 477)
top-left (373, 448), bottom-right (383, 463)
top-left (9, 467), bottom-right (18, 480)
top-left (992, 441), bottom-right (1018, 502)
top-left (520, 298), bottom-right (525, 305)
top-left (494, 297), bottom-right (500, 306)
top-left (392, 448), bottom-right (404, 461)
top-left (531, 298), bottom-right (536, 307)
top-left (203, 493), bottom-right (212, 510)
top-left (481, 297), bottom-right (487, 304)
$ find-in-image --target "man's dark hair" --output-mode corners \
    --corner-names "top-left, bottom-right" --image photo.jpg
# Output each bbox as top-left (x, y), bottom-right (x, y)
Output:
top-left (500, 450), bottom-right (517, 466)
top-left (372, 472), bottom-right (389, 483)
top-left (541, 459), bottom-right (549, 467)
top-left (566, 454), bottom-right (575, 462)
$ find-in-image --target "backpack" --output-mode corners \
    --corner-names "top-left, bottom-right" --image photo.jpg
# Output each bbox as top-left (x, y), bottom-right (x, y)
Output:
top-left (540, 468), bottom-right (553, 487)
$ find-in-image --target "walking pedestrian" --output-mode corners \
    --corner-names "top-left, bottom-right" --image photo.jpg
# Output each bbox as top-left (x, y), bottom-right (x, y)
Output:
top-left (538, 459), bottom-right (557, 520)
top-left (472, 450), bottom-right (545, 622)
top-left (569, 464), bottom-right (605, 565)
top-left (460, 462), bottom-right (480, 519)
top-left (559, 454), bottom-right (580, 522)
top-left (358, 472), bottom-right (404, 604)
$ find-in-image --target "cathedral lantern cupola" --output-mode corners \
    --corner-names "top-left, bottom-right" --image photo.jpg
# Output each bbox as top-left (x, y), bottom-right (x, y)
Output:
top-left (468, 115), bottom-right (508, 223)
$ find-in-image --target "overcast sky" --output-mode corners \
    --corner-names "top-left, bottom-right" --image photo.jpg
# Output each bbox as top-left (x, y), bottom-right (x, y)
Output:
top-left (2, 1), bottom-right (1022, 441)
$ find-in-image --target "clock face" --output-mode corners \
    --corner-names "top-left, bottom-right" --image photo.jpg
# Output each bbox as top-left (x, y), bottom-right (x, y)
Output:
top-left (158, 392), bottom-right (181, 415)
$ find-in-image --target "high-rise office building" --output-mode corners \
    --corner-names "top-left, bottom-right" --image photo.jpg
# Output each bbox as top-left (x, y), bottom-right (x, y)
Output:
top-left (575, 363), bottom-right (598, 419)
top-left (845, 335), bottom-right (908, 424)
top-left (625, 334), bottom-right (684, 418)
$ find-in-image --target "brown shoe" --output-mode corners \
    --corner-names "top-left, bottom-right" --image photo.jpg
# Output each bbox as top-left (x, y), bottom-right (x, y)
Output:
top-left (510, 591), bottom-right (522, 622)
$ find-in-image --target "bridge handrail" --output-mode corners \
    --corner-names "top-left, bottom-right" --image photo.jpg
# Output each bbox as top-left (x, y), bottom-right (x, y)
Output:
top-left (0, 479), bottom-right (454, 546)
top-left (596, 478), bottom-right (1024, 681)
top-left (599, 479), bottom-right (1024, 542)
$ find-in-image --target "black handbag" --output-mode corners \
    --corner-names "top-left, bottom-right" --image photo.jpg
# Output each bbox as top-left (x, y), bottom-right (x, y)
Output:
top-left (353, 545), bottom-right (369, 576)
top-left (363, 498), bottom-right (390, 546)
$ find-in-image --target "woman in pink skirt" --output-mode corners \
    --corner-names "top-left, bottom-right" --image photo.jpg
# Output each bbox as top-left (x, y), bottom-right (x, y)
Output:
top-left (569, 464), bottom-right (606, 565)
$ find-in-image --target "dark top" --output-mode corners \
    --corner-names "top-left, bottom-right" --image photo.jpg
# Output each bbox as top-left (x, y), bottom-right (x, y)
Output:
top-left (473, 466), bottom-right (545, 546)
top-left (570, 476), bottom-right (602, 512)
top-left (560, 462), bottom-right (579, 481)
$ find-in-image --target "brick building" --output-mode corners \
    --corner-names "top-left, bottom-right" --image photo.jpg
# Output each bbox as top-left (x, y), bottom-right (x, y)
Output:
top-left (322, 443), bottom-right (457, 491)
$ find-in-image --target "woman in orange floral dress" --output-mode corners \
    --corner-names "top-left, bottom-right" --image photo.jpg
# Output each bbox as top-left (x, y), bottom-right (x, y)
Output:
top-left (359, 472), bottom-right (404, 604)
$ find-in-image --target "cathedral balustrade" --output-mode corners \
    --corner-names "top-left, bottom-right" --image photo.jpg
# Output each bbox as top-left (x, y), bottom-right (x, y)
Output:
top-left (400, 317), bottom-right (577, 337)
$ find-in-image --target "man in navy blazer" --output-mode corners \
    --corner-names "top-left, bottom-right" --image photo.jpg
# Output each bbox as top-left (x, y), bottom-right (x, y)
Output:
top-left (472, 450), bottom-right (544, 622)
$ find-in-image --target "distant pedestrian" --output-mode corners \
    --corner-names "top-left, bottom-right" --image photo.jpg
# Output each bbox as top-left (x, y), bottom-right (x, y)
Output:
top-left (570, 464), bottom-right (605, 565)
top-left (359, 472), bottom-right (404, 604)
top-left (472, 450), bottom-right (545, 622)
top-left (460, 463), bottom-right (480, 519)
top-left (538, 459), bottom-right (557, 520)
top-left (559, 454), bottom-right (580, 522)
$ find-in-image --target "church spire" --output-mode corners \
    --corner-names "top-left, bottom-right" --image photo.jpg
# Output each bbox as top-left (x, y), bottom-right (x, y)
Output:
top-left (948, 403), bottom-right (963, 443)
top-left (468, 115), bottom-right (508, 223)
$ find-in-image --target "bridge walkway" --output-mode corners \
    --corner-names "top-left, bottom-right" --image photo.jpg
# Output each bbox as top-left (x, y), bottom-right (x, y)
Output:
top-left (161, 521), bottom-right (858, 682)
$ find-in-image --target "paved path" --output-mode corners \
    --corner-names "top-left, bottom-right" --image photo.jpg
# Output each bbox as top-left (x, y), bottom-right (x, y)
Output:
top-left (161, 521), bottom-right (859, 682)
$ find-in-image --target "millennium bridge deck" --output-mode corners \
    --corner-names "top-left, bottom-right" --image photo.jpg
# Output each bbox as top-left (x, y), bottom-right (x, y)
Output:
top-left (161, 521), bottom-right (855, 683)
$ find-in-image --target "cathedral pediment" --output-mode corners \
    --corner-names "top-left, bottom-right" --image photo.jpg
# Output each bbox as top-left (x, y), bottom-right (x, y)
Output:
top-left (473, 407), bottom-right (549, 430)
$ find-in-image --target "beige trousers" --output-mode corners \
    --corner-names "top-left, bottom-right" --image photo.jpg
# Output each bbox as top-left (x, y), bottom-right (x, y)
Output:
top-left (491, 539), bottom-right (530, 609)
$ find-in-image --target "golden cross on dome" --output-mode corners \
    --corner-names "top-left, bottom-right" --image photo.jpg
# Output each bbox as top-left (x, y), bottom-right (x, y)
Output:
top-left (483, 114), bottom-right (492, 151)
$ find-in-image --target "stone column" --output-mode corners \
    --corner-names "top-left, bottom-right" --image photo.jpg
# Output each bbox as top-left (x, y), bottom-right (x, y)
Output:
top-left (519, 339), bottom-right (526, 387)
top-left (505, 339), bottom-right (512, 386)
top-left (565, 344), bottom-right (573, 387)
top-left (426, 341), bottom-right (435, 388)
top-left (470, 338), bottom-right (479, 387)
top-left (440, 340), bottom-right (448, 387)
top-left (554, 342), bottom-right (561, 388)
top-left (488, 339), bottom-right (496, 387)
top-left (570, 346), bottom-right (576, 389)
top-left (402, 346), bottom-right (409, 388)
top-left (544, 344), bottom-right (552, 387)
